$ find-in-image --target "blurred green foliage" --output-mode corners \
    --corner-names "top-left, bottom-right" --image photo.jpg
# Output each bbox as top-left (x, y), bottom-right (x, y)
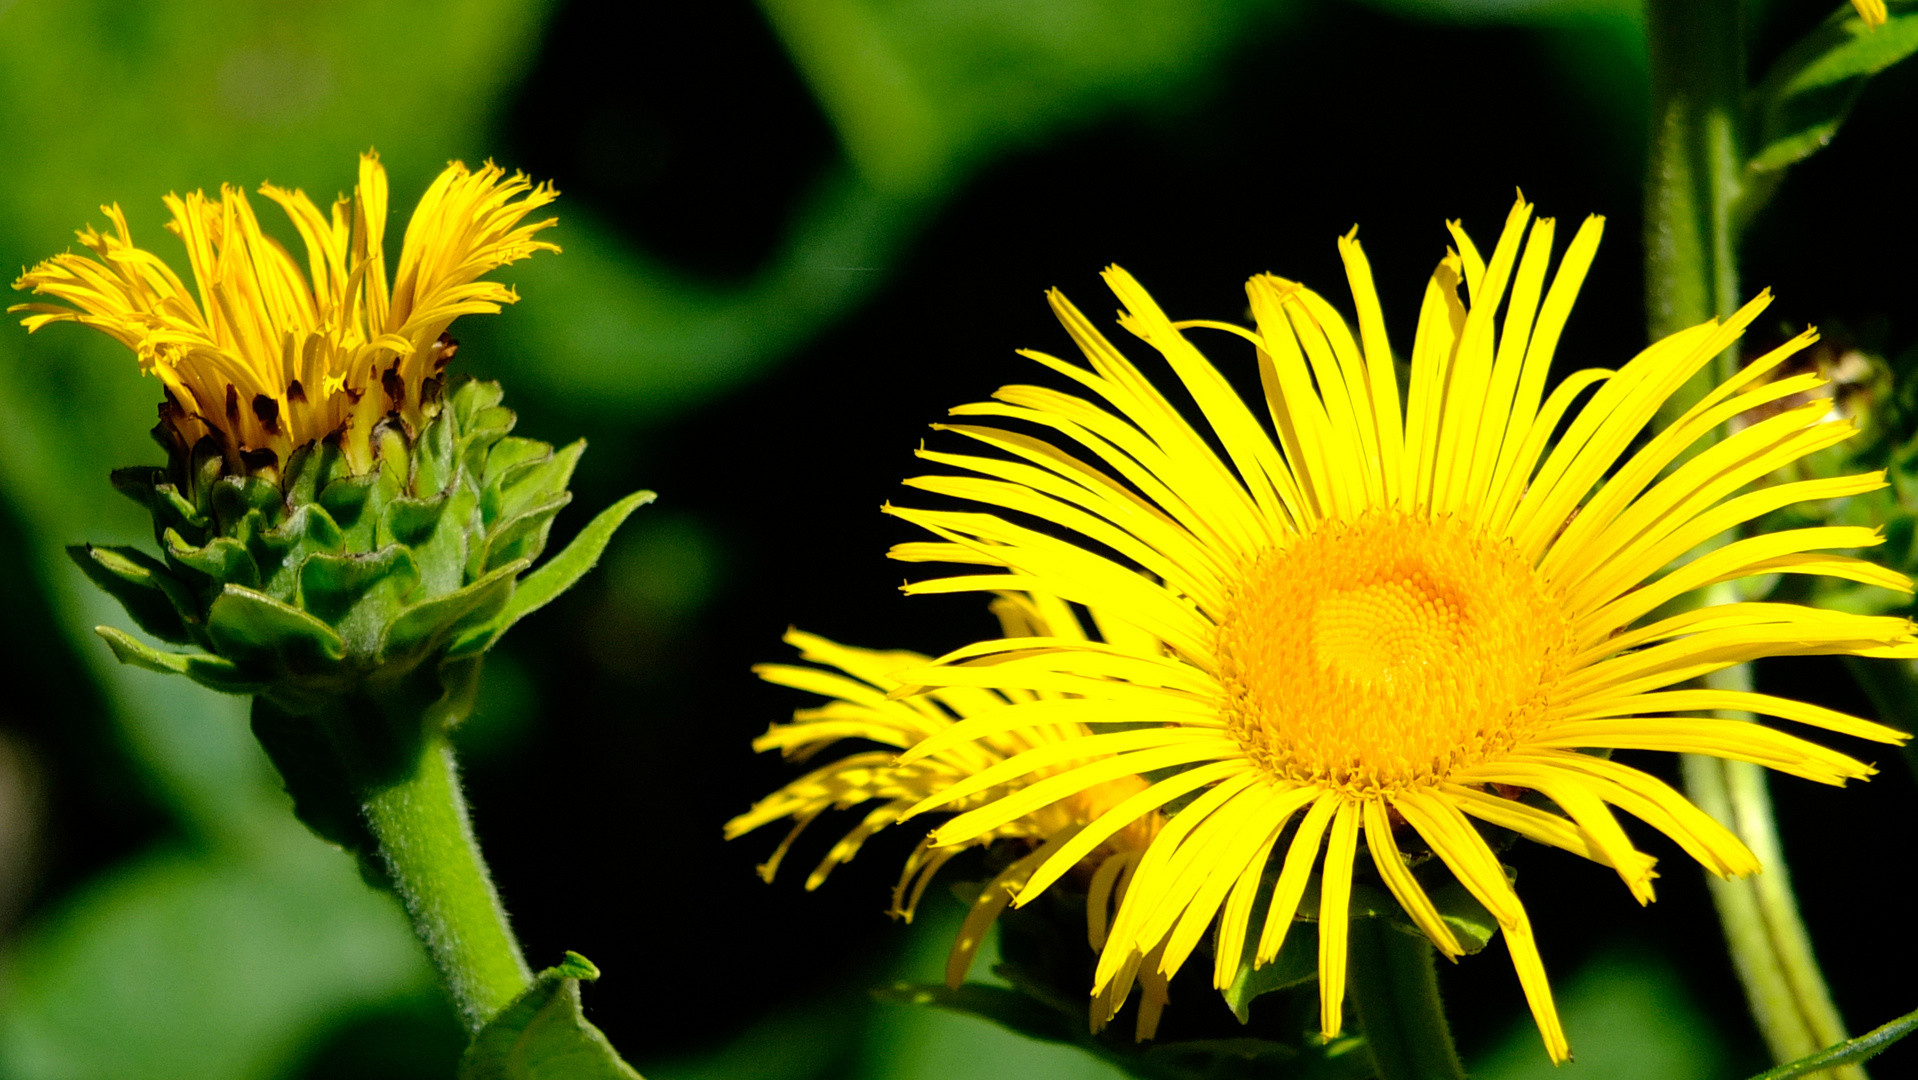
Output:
top-left (1471, 950), bottom-right (1732, 1080)
top-left (500, 0), bottom-right (1297, 421)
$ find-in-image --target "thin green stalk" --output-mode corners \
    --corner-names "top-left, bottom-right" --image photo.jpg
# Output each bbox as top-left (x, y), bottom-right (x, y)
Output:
top-left (1683, 649), bottom-right (1862, 1080)
top-left (1745, 1005), bottom-right (1918, 1080)
top-left (362, 737), bottom-right (533, 1031)
top-left (1645, 0), bottom-right (1862, 1073)
top-left (1347, 918), bottom-right (1466, 1080)
top-left (1645, 0), bottom-right (1744, 346)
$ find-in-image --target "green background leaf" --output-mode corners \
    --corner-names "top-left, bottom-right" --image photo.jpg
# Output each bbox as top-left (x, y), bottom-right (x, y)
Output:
top-left (459, 954), bottom-right (642, 1080)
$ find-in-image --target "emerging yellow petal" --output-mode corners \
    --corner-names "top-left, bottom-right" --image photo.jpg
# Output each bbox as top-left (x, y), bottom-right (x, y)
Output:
top-left (1853, 0), bottom-right (1888, 29)
top-left (729, 592), bottom-right (1173, 1039)
top-left (874, 196), bottom-right (1914, 1062)
top-left (11, 151), bottom-right (558, 475)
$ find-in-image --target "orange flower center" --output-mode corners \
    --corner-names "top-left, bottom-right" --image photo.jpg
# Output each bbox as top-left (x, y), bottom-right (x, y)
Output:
top-left (1216, 510), bottom-right (1572, 793)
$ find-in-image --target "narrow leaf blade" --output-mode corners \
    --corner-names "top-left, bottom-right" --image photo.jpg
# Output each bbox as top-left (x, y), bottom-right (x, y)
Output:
top-left (68, 545), bottom-right (195, 644)
top-left (94, 626), bottom-right (265, 694)
top-left (495, 489), bottom-right (654, 635)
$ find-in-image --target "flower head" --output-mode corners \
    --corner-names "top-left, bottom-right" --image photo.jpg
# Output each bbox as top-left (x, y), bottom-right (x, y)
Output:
top-left (1853, 0), bottom-right (1888, 30)
top-left (730, 593), bottom-right (1174, 1038)
top-left (11, 151), bottom-right (557, 475)
top-left (883, 196), bottom-right (1915, 1061)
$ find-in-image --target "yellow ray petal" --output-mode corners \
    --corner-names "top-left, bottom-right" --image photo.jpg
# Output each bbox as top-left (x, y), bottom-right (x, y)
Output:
top-left (1096, 771), bottom-right (1265, 990)
top-left (1367, 798), bottom-right (1465, 956)
top-left (1442, 783), bottom-right (1659, 884)
top-left (1317, 800), bottom-right (1362, 1038)
top-left (1396, 790), bottom-right (1569, 1060)
top-left (1020, 759), bottom-right (1252, 905)
top-left (947, 825), bottom-right (1086, 988)
top-left (1336, 231), bottom-right (1405, 504)
top-left (1258, 793), bottom-right (1338, 966)
top-left (1159, 784), bottom-right (1319, 980)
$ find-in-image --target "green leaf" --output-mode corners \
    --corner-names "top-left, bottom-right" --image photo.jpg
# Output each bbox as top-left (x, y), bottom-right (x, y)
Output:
top-left (413, 486), bottom-right (481, 596)
top-left (0, 836), bottom-right (436, 1080)
top-left (157, 484), bottom-right (209, 535)
top-left (93, 626), bottom-right (266, 695)
top-left (67, 544), bottom-right (195, 644)
top-left (1222, 865), bottom-right (1506, 1023)
top-left (451, 378), bottom-right (506, 426)
top-left (480, 437), bottom-right (555, 493)
top-left (209, 475), bottom-right (284, 535)
top-left (872, 982), bottom-right (1085, 1047)
top-left (489, 439), bottom-right (585, 526)
top-left (318, 472), bottom-right (381, 539)
top-left (452, 384), bottom-right (518, 479)
top-left (1426, 876), bottom-right (1499, 955)
top-left (252, 502), bottom-right (349, 601)
top-left (458, 953), bottom-right (643, 1080)
top-left (382, 560), bottom-right (526, 666)
top-left (1140, 1038), bottom-right (1300, 1079)
top-left (382, 491), bottom-right (452, 549)
top-left (108, 465), bottom-right (164, 511)
top-left (481, 490), bottom-right (655, 646)
top-left (205, 585), bottom-right (349, 676)
top-left (483, 493), bottom-right (572, 572)
top-left (413, 398), bottom-right (460, 497)
top-left (1223, 920), bottom-right (1318, 1023)
top-left (164, 531), bottom-right (263, 591)
top-left (249, 696), bottom-right (379, 858)
top-left (300, 546), bottom-right (425, 655)
top-left (1748, 11), bottom-right (1918, 175)
top-left (1745, 1003), bottom-right (1918, 1080)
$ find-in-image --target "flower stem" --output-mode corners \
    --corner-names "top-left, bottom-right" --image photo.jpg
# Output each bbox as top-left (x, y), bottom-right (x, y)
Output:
top-left (1645, 0), bottom-right (1863, 1072)
top-left (1645, 0), bottom-right (1745, 383)
top-left (361, 737), bottom-right (533, 1032)
top-left (1347, 917), bottom-right (1466, 1080)
top-left (1677, 605), bottom-right (1863, 1079)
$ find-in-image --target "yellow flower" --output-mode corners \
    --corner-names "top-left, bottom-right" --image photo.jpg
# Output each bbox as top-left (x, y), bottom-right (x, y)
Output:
top-left (11, 151), bottom-right (557, 475)
top-left (728, 592), bottom-right (1174, 1039)
top-left (881, 196), bottom-right (1916, 1062)
top-left (1853, 0), bottom-right (1888, 30)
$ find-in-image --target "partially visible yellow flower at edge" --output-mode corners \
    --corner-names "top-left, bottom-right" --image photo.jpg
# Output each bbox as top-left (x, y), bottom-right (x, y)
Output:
top-left (10, 151), bottom-right (558, 475)
top-left (1854, 0), bottom-right (1888, 29)
top-left (728, 592), bottom-right (1175, 1039)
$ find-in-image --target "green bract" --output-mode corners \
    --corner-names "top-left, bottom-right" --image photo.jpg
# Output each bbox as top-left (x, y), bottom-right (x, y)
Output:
top-left (73, 378), bottom-right (651, 855)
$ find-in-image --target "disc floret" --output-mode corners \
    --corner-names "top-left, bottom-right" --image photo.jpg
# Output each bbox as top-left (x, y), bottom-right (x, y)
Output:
top-left (1218, 510), bottom-right (1574, 795)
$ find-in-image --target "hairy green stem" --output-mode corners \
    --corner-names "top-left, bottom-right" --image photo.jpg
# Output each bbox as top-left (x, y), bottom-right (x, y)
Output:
top-left (362, 738), bottom-right (533, 1032)
top-left (1645, 0), bottom-right (1745, 354)
top-left (1680, 601), bottom-right (1862, 1079)
top-left (1347, 918), bottom-right (1466, 1080)
top-left (1646, 0), bottom-right (1861, 1073)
